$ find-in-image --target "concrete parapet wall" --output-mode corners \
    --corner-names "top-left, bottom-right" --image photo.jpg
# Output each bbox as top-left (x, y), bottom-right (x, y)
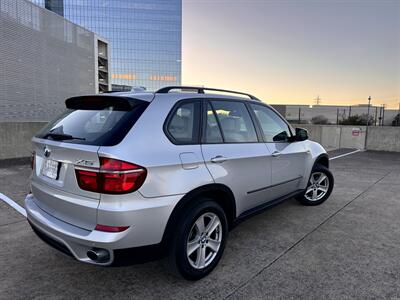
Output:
top-left (366, 127), bottom-right (400, 152)
top-left (0, 122), bottom-right (47, 160)
top-left (294, 124), bottom-right (367, 150)
top-left (0, 122), bottom-right (399, 161)
top-left (321, 126), bottom-right (342, 149)
top-left (340, 126), bottom-right (366, 149)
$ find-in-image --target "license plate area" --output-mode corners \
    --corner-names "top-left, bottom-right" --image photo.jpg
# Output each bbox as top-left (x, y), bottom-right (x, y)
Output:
top-left (41, 159), bottom-right (60, 180)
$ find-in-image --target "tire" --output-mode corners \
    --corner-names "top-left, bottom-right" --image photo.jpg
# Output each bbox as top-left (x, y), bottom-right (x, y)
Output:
top-left (296, 164), bottom-right (334, 206)
top-left (165, 198), bottom-right (228, 280)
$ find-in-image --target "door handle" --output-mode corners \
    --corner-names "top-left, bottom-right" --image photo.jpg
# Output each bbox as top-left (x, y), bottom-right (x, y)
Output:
top-left (210, 155), bottom-right (228, 163)
top-left (272, 151), bottom-right (281, 158)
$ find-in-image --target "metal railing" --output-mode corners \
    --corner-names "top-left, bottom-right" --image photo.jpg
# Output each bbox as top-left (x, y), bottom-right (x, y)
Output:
top-left (279, 104), bottom-right (400, 127)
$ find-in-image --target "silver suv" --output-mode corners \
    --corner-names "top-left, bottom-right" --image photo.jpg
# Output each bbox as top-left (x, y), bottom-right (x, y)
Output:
top-left (25, 86), bottom-right (334, 280)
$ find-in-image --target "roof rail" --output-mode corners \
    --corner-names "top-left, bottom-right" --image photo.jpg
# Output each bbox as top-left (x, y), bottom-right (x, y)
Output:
top-left (156, 86), bottom-right (260, 101)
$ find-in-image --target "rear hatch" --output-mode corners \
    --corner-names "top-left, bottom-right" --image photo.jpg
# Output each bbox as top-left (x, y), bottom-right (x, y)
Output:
top-left (31, 95), bottom-right (149, 230)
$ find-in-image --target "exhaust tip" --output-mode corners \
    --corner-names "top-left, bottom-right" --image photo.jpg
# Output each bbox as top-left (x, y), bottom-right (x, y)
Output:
top-left (87, 248), bottom-right (110, 263)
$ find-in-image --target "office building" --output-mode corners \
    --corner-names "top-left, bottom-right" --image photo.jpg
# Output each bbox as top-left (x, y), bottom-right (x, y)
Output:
top-left (0, 0), bottom-right (110, 121)
top-left (33, 0), bottom-right (182, 91)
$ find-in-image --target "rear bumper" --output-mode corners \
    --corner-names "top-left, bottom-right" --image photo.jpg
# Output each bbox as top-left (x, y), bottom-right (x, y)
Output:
top-left (25, 192), bottom-right (182, 265)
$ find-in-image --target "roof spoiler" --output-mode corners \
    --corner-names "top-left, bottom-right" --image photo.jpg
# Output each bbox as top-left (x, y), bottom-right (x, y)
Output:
top-left (65, 95), bottom-right (138, 111)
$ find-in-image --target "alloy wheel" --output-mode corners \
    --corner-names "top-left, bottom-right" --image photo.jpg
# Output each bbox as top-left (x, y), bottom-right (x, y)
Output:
top-left (304, 171), bottom-right (330, 201)
top-left (186, 212), bottom-right (222, 269)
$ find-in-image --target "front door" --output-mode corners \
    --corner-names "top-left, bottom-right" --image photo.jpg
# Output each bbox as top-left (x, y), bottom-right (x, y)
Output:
top-left (249, 103), bottom-right (308, 199)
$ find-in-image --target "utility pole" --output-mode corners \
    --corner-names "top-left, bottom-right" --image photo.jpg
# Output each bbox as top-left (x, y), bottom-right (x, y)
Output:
top-left (364, 96), bottom-right (371, 150)
top-left (336, 108), bottom-right (339, 125)
top-left (315, 96), bottom-right (321, 106)
top-left (382, 104), bottom-right (385, 126)
top-left (374, 106), bottom-right (378, 126)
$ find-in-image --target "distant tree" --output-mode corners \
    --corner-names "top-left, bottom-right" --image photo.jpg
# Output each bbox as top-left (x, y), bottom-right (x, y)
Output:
top-left (311, 115), bottom-right (329, 125)
top-left (340, 114), bottom-right (374, 126)
top-left (392, 113), bottom-right (400, 126)
top-left (287, 119), bottom-right (309, 125)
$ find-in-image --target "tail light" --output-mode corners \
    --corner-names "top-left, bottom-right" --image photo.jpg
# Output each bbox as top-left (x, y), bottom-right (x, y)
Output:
top-left (75, 157), bottom-right (147, 194)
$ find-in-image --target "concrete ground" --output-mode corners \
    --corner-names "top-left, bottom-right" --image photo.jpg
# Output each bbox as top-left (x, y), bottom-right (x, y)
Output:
top-left (0, 150), bottom-right (400, 299)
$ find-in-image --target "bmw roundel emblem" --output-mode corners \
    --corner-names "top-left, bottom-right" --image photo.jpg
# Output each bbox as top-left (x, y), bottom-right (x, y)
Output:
top-left (44, 147), bottom-right (51, 158)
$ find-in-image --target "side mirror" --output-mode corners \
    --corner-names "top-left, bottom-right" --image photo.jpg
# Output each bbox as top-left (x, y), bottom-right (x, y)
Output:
top-left (295, 128), bottom-right (308, 141)
top-left (273, 131), bottom-right (289, 142)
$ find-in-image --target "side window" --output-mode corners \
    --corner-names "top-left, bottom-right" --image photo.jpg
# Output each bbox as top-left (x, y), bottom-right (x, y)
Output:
top-left (211, 100), bottom-right (258, 143)
top-left (166, 101), bottom-right (200, 144)
top-left (250, 104), bottom-right (292, 142)
top-left (204, 103), bottom-right (223, 143)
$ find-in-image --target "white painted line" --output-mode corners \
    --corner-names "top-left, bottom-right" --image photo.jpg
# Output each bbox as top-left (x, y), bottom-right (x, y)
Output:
top-left (329, 149), bottom-right (363, 161)
top-left (0, 192), bottom-right (27, 217)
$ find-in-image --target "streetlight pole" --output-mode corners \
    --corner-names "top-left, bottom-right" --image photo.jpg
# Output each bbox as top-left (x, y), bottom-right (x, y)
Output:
top-left (364, 96), bottom-right (371, 150)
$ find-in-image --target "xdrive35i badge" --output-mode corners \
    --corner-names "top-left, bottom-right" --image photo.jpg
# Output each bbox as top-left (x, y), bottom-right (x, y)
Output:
top-left (75, 159), bottom-right (95, 167)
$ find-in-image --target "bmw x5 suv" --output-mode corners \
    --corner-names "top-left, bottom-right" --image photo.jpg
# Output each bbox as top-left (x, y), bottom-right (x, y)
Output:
top-left (25, 86), bottom-right (334, 280)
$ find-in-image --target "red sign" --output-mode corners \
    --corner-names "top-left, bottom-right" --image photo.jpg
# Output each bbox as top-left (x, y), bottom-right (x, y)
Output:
top-left (352, 128), bottom-right (360, 136)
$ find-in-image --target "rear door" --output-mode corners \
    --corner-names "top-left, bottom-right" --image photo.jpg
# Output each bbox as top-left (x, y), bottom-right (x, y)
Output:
top-left (201, 99), bottom-right (273, 215)
top-left (31, 96), bottom-right (149, 229)
top-left (249, 104), bottom-right (307, 199)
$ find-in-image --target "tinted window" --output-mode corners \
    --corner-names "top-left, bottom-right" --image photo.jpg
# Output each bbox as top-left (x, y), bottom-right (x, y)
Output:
top-left (250, 104), bottom-right (291, 142)
top-left (166, 101), bottom-right (200, 144)
top-left (211, 101), bottom-right (258, 143)
top-left (204, 103), bottom-right (223, 143)
top-left (36, 99), bottom-right (148, 146)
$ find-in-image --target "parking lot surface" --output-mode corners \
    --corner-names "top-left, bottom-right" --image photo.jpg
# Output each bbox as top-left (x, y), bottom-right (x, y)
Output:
top-left (1, 150), bottom-right (400, 299)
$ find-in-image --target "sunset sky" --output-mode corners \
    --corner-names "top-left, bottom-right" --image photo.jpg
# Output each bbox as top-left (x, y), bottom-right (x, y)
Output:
top-left (182, 0), bottom-right (400, 109)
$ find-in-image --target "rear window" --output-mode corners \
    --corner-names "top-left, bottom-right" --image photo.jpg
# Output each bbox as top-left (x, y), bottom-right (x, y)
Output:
top-left (36, 96), bottom-right (149, 146)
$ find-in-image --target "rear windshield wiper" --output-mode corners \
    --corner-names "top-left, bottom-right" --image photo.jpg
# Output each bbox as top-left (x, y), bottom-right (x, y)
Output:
top-left (43, 132), bottom-right (86, 141)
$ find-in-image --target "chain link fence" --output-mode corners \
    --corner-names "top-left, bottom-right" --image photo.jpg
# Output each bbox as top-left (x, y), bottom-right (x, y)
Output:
top-left (272, 104), bottom-right (400, 127)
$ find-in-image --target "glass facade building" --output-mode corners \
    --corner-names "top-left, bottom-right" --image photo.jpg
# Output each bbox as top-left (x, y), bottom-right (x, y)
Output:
top-left (32, 0), bottom-right (182, 91)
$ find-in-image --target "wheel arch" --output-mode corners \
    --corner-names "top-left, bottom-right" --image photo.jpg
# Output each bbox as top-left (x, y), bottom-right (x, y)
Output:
top-left (161, 183), bottom-right (236, 246)
top-left (314, 153), bottom-right (329, 169)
